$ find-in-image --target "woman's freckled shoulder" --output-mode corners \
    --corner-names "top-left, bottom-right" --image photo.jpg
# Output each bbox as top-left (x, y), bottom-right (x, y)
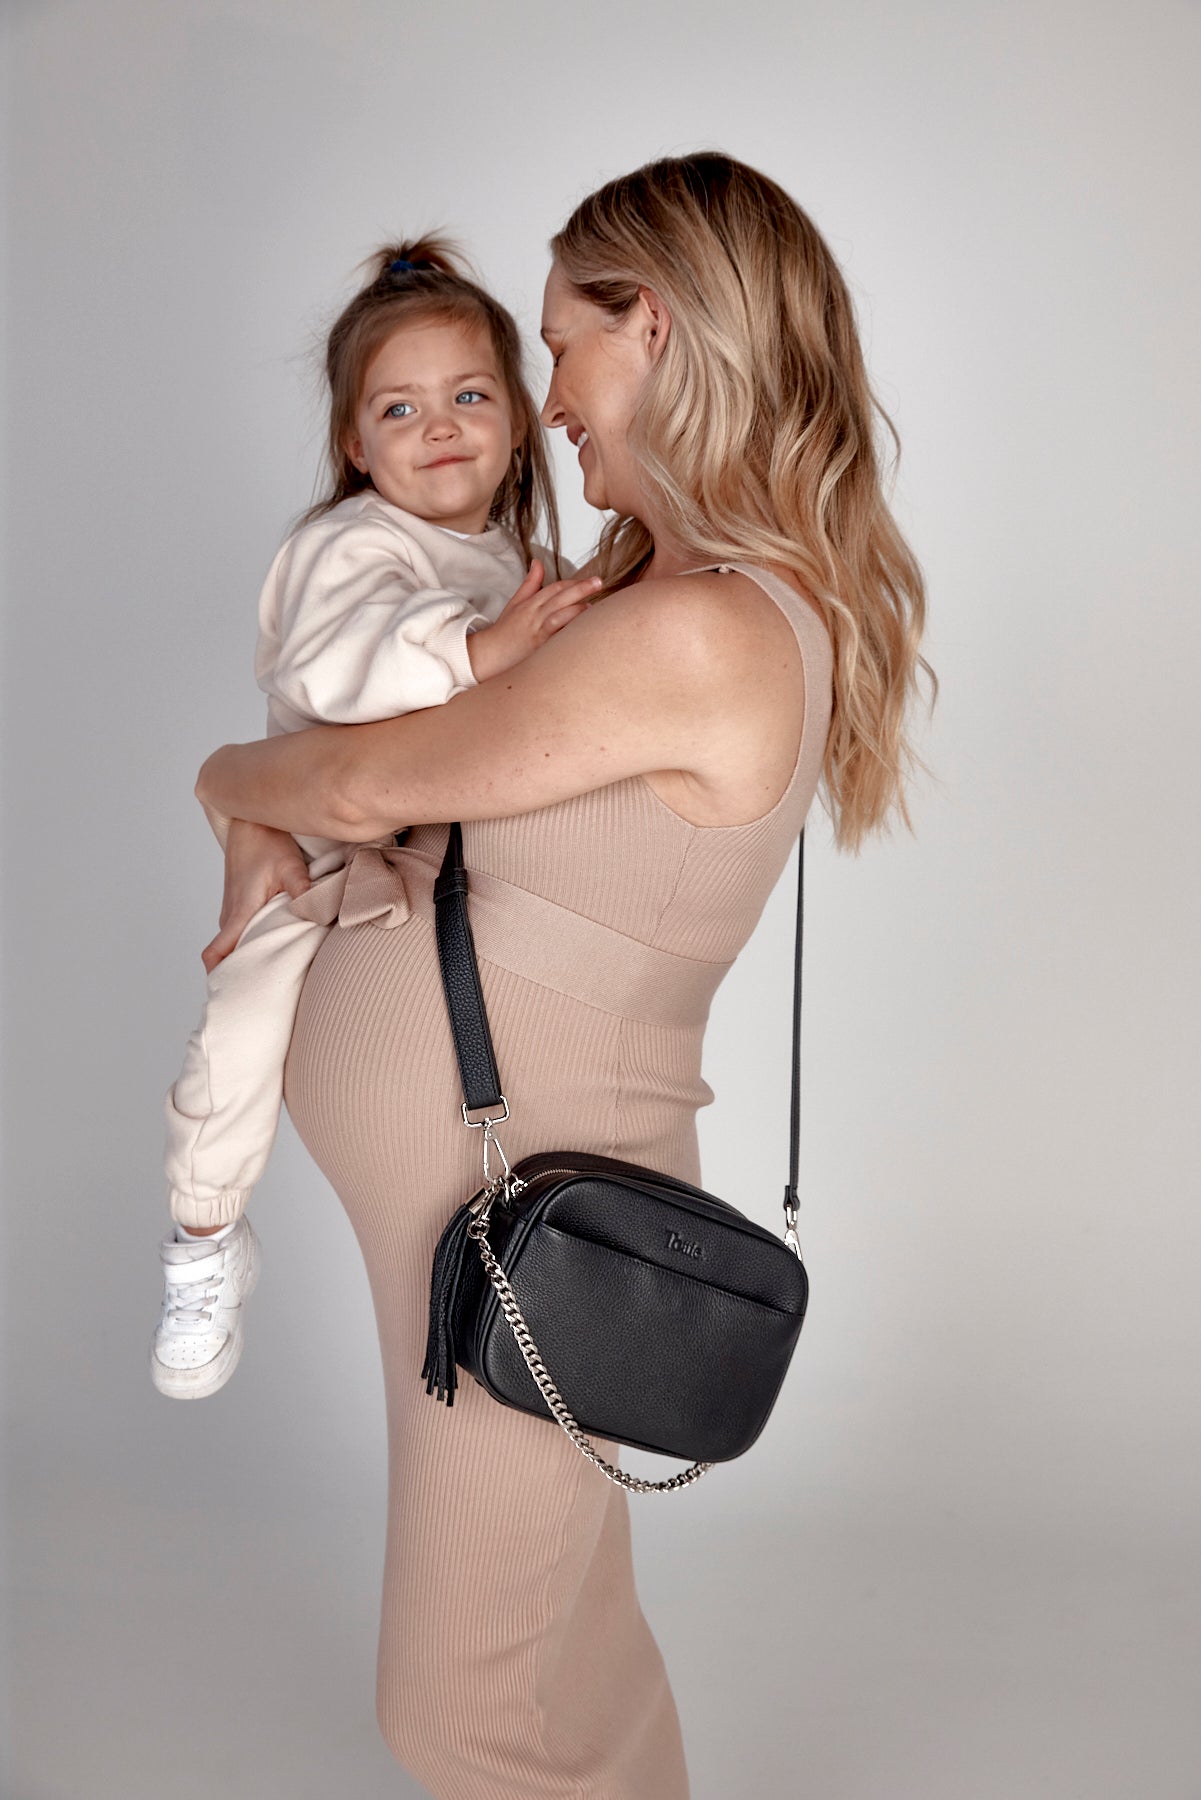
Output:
top-left (593, 570), bottom-right (737, 635)
top-left (597, 570), bottom-right (789, 677)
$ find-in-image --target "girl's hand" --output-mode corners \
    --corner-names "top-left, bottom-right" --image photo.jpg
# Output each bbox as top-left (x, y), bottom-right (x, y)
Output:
top-left (200, 818), bottom-right (312, 973)
top-left (466, 561), bottom-right (602, 683)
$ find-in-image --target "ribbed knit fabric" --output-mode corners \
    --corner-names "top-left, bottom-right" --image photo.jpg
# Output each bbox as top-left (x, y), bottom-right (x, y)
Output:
top-left (281, 563), bottom-right (833, 1798)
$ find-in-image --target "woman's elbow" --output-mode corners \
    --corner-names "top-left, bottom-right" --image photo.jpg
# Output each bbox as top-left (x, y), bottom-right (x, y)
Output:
top-left (194, 747), bottom-right (226, 810)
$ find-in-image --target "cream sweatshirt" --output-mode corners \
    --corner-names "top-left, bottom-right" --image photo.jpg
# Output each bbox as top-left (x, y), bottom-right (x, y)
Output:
top-left (205, 490), bottom-right (568, 851)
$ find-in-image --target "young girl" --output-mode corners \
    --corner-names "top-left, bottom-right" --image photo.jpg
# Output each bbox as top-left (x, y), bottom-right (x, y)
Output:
top-left (152, 238), bottom-right (600, 1399)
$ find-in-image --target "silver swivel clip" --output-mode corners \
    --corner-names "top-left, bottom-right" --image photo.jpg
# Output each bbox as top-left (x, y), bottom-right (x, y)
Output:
top-left (481, 1116), bottom-right (512, 1190)
top-left (783, 1197), bottom-right (802, 1260)
top-left (462, 1097), bottom-right (525, 1225)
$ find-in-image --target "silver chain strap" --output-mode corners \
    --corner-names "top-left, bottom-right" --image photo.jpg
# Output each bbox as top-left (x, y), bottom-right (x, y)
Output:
top-left (466, 1198), bottom-right (714, 1495)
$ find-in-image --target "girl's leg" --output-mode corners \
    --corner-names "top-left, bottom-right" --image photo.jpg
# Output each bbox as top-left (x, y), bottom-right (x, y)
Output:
top-left (153, 895), bottom-right (333, 1398)
top-left (164, 894), bottom-right (331, 1229)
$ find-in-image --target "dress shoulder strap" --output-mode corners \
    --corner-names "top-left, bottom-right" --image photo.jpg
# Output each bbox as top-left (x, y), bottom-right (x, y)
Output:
top-left (689, 560), bottom-right (830, 655)
top-left (680, 561), bottom-right (833, 814)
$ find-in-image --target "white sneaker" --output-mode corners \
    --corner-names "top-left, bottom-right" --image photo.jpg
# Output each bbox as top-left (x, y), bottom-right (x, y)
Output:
top-left (150, 1217), bottom-right (262, 1399)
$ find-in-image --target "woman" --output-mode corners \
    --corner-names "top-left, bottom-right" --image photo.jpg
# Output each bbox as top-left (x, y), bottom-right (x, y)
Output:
top-left (196, 152), bottom-right (933, 1799)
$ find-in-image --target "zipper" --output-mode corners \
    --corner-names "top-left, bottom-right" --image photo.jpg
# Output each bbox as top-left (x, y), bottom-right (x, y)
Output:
top-left (468, 1158), bottom-right (803, 1379)
top-left (494, 1159), bottom-right (784, 1250)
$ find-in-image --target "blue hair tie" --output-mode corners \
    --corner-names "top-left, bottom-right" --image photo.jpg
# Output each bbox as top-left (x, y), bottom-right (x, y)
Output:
top-left (389, 257), bottom-right (417, 275)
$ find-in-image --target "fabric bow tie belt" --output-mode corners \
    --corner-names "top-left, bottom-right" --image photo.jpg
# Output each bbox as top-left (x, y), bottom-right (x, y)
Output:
top-left (286, 835), bottom-right (733, 1033)
top-left (288, 842), bottom-right (413, 931)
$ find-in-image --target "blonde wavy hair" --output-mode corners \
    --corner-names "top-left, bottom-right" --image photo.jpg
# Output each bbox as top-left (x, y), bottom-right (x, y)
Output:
top-left (550, 152), bottom-right (936, 852)
top-left (302, 235), bottom-right (563, 574)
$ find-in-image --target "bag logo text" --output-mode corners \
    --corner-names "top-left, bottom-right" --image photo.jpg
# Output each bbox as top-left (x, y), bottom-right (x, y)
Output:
top-left (666, 1229), bottom-right (704, 1260)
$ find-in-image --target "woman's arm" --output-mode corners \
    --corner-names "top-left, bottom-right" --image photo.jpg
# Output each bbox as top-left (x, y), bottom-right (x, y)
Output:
top-left (196, 572), bottom-right (788, 840)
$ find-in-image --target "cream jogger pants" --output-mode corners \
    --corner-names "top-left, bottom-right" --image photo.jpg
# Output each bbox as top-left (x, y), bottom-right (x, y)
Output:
top-left (163, 846), bottom-right (352, 1230)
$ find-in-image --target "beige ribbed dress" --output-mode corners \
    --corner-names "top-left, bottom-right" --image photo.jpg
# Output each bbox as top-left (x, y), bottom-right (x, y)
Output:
top-left (281, 562), bottom-right (833, 1799)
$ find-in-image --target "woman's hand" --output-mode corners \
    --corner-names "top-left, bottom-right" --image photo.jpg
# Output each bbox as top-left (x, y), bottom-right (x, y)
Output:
top-left (201, 818), bottom-right (312, 974)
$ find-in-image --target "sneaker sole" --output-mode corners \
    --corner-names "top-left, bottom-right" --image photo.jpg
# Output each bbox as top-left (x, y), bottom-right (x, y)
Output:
top-left (150, 1227), bottom-right (262, 1400)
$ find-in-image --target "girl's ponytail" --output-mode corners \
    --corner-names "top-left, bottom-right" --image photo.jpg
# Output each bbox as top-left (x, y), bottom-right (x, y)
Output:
top-left (366, 237), bottom-right (474, 284)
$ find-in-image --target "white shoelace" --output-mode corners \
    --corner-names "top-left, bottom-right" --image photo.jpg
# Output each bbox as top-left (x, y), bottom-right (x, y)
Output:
top-left (161, 1267), bottom-right (223, 1331)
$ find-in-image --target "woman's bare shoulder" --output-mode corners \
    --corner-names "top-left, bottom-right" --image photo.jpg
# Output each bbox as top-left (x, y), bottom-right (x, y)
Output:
top-left (571, 566), bottom-right (807, 827)
top-left (586, 565), bottom-right (806, 707)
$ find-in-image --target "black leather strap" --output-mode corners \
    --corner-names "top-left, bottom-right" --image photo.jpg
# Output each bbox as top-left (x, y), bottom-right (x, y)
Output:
top-left (433, 822), bottom-right (504, 1113)
top-left (785, 830), bottom-right (804, 1215)
top-left (434, 821), bottom-right (805, 1194)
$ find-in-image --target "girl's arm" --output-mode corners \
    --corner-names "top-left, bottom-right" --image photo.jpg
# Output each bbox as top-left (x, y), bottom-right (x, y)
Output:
top-left (197, 573), bottom-right (756, 840)
top-left (260, 515), bottom-right (490, 721)
top-left (260, 517), bottom-right (585, 724)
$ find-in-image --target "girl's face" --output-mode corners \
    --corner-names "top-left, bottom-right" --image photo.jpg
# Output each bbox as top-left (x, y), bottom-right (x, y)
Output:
top-left (539, 260), bottom-right (668, 523)
top-left (345, 316), bottom-right (521, 533)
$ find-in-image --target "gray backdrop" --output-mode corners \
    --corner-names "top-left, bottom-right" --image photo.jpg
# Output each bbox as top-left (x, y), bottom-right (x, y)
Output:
top-left (3, 2), bottom-right (1199, 1796)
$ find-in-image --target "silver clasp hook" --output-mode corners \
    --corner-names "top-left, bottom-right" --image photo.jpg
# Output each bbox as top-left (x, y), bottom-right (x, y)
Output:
top-left (461, 1097), bottom-right (524, 1209)
top-left (481, 1117), bottom-right (514, 1189)
top-left (783, 1198), bottom-right (802, 1260)
top-left (461, 1097), bottom-right (511, 1188)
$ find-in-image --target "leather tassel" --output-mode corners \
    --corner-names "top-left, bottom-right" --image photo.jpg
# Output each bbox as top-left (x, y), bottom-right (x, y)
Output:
top-left (421, 1203), bottom-right (474, 1405)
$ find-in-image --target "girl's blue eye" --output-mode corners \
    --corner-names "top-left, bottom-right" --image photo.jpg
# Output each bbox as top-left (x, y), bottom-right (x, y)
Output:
top-left (385, 401), bottom-right (415, 419)
top-left (456, 389), bottom-right (486, 404)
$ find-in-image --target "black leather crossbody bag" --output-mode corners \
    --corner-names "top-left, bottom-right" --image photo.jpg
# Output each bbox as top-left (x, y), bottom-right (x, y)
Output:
top-left (420, 820), bottom-right (811, 1494)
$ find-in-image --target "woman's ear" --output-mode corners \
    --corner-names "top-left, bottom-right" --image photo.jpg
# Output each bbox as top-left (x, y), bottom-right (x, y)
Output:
top-left (637, 284), bottom-right (672, 360)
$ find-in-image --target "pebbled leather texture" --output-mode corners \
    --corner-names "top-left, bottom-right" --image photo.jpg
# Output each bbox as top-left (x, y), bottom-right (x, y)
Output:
top-left (434, 823), bottom-right (504, 1111)
top-left (447, 1154), bottom-right (809, 1463)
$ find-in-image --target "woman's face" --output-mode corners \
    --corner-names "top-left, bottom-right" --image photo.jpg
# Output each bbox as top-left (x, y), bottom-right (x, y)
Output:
top-left (539, 260), bottom-right (666, 521)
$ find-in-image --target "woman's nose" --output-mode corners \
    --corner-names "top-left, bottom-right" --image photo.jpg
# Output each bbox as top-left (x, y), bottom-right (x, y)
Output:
top-left (540, 381), bottom-right (564, 430)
